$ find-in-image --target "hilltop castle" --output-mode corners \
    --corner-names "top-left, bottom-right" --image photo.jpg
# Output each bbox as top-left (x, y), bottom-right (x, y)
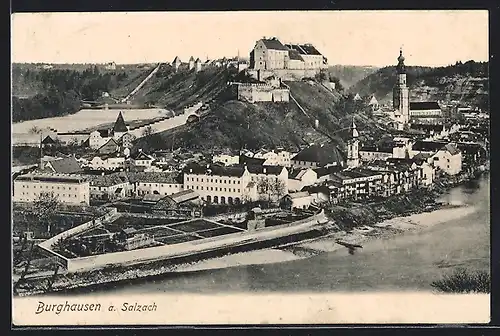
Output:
top-left (247, 37), bottom-right (328, 81)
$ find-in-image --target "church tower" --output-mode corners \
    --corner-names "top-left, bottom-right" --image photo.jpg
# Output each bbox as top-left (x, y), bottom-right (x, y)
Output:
top-left (347, 119), bottom-right (360, 168)
top-left (393, 48), bottom-right (410, 125)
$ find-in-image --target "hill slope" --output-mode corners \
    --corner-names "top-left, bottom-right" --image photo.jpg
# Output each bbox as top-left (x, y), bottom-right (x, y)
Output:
top-left (327, 65), bottom-right (380, 90)
top-left (350, 61), bottom-right (489, 111)
top-left (135, 79), bottom-right (387, 153)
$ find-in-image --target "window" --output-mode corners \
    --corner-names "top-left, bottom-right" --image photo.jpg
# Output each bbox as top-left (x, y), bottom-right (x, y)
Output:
top-left (196, 186), bottom-right (199, 190)
top-left (201, 178), bottom-right (204, 182)
top-left (201, 186), bottom-right (204, 190)
top-left (210, 187), bottom-right (213, 191)
top-left (210, 179), bottom-right (213, 183)
top-left (224, 188), bottom-right (227, 192)
top-left (215, 187), bottom-right (218, 191)
top-left (196, 178), bottom-right (199, 182)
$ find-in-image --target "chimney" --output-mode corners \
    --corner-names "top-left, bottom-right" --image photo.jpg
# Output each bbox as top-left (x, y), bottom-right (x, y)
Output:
top-left (263, 168), bottom-right (267, 174)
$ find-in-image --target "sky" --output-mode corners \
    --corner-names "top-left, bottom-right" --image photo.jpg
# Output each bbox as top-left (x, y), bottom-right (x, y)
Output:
top-left (11, 10), bottom-right (489, 67)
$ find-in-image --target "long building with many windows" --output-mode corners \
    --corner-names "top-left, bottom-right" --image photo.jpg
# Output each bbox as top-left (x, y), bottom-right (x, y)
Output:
top-left (13, 173), bottom-right (90, 205)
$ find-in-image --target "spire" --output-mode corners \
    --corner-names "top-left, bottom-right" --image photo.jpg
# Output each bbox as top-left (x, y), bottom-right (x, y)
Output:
top-left (397, 47), bottom-right (406, 74)
top-left (113, 111), bottom-right (128, 133)
top-left (351, 118), bottom-right (359, 138)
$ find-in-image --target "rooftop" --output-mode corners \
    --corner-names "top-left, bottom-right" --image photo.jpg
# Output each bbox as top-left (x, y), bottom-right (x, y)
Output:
top-left (410, 102), bottom-right (441, 111)
top-left (292, 143), bottom-right (344, 167)
top-left (47, 157), bottom-right (83, 174)
top-left (15, 173), bottom-right (87, 183)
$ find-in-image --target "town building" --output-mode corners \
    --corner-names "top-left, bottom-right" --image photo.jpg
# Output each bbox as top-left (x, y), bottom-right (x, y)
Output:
top-left (183, 164), bottom-right (250, 205)
top-left (410, 102), bottom-right (444, 121)
top-left (288, 168), bottom-right (318, 192)
top-left (410, 141), bottom-right (463, 175)
top-left (283, 191), bottom-right (313, 210)
top-left (151, 190), bottom-right (201, 216)
top-left (359, 145), bottom-right (393, 162)
top-left (97, 138), bottom-right (120, 155)
top-left (127, 171), bottom-right (184, 196)
top-left (213, 153), bottom-right (240, 166)
top-left (44, 157), bottom-right (83, 174)
top-left (253, 148), bottom-right (293, 167)
top-left (85, 153), bottom-right (126, 171)
top-left (13, 173), bottom-right (90, 205)
top-left (87, 172), bottom-right (131, 201)
top-left (131, 150), bottom-right (156, 168)
top-left (291, 142), bottom-right (345, 169)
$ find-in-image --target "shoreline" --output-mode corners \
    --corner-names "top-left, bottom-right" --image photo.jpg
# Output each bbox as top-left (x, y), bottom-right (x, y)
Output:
top-left (174, 203), bottom-right (478, 272)
top-left (13, 175), bottom-right (485, 297)
top-left (17, 203), bottom-right (477, 297)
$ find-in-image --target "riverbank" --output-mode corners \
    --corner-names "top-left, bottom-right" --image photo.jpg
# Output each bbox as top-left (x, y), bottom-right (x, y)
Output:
top-left (14, 173), bottom-right (487, 297)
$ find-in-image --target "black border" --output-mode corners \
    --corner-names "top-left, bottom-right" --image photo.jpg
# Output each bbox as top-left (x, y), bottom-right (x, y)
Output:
top-left (8, 0), bottom-right (499, 333)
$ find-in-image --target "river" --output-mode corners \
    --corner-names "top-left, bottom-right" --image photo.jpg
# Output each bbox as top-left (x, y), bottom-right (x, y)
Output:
top-left (71, 174), bottom-right (490, 295)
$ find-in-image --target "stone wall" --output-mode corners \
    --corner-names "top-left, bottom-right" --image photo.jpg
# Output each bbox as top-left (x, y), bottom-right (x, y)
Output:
top-left (59, 210), bottom-right (327, 273)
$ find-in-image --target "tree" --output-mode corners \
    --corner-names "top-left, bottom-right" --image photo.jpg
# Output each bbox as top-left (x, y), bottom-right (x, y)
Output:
top-left (256, 177), bottom-right (286, 204)
top-left (141, 125), bottom-right (155, 137)
top-left (29, 126), bottom-right (42, 135)
top-left (32, 192), bottom-right (61, 234)
top-left (256, 177), bottom-right (273, 202)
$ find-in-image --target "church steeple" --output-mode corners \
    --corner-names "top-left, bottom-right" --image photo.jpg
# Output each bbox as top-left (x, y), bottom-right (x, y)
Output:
top-left (396, 47), bottom-right (406, 74)
top-left (113, 111), bottom-right (128, 133)
top-left (347, 118), bottom-right (360, 168)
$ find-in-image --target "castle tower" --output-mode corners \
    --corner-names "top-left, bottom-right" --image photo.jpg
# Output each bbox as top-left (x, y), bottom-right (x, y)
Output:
top-left (347, 119), bottom-right (360, 168)
top-left (188, 56), bottom-right (195, 70)
top-left (393, 48), bottom-right (410, 125)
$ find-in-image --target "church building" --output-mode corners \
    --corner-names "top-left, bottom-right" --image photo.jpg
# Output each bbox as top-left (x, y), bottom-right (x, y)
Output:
top-left (390, 49), bottom-right (444, 130)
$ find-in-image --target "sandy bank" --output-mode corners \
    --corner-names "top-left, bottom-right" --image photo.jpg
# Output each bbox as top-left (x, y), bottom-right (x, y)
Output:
top-left (174, 249), bottom-right (301, 272)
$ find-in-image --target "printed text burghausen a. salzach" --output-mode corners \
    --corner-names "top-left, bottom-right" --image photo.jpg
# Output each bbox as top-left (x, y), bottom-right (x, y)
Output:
top-left (35, 301), bottom-right (157, 314)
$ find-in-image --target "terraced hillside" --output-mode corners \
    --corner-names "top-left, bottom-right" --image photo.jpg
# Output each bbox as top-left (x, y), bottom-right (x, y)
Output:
top-left (126, 65), bottom-right (234, 110)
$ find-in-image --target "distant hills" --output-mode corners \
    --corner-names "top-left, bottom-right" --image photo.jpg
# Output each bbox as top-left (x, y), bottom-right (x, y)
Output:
top-left (349, 60), bottom-right (489, 111)
top-left (327, 65), bottom-right (380, 90)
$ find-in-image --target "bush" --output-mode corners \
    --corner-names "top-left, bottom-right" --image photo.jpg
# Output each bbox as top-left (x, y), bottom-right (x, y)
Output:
top-left (431, 268), bottom-right (490, 293)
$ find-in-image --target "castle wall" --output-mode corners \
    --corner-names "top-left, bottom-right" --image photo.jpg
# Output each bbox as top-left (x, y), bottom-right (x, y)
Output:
top-left (237, 84), bottom-right (289, 103)
top-left (248, 68), bottom-right (322, 82)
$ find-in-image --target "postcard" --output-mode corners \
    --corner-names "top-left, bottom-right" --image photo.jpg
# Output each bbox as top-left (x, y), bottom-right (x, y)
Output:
top-left (11, 10), bottom-right (490, 326)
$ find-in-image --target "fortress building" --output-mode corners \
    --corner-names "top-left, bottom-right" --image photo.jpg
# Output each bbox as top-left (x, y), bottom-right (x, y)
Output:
top-left (248, 37), bottom-right (328, 81)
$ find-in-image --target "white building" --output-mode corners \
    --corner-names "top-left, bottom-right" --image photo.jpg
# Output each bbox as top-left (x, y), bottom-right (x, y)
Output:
top-left (287, 168), bottom-right (318, 192)
top-left (254, 149), bottom-right (293, 167)
top-left (183, 164), bottom-right (251, 205)
top-left (128, 172), bottom-right (184, 197)
top-left (132, 150), bottom-right (155, 168)
top-left (87, 173), bottom-right (131, 200)
top-left (213, 154), bottom-right (240, 166)
top-left (86, 154), bottom-right (126, 171)
top-left (13, 173), bottom-right (90, 205)
top-left (286, 191), bottom-right (313, 210)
